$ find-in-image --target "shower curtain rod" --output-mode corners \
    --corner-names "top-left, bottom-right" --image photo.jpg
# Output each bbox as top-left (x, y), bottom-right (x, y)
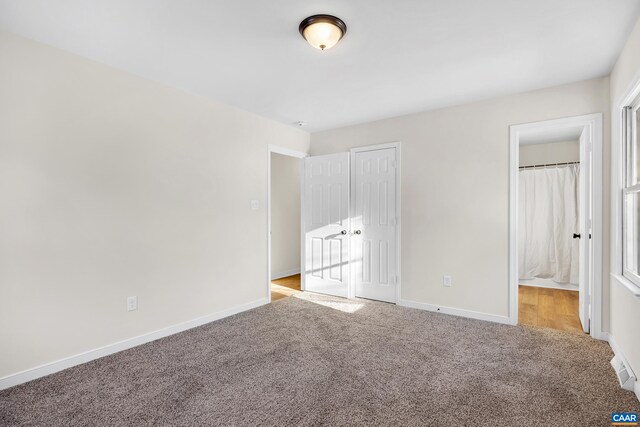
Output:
top-left (519, 161), bottom-right (580, 169)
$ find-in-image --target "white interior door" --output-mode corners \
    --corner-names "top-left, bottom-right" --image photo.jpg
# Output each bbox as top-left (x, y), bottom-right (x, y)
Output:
top-left (303, 153), bottom-right (350, 297)
top-left (578, 129), bottom-right (592, 333)
top-left (352, 148), bottom-right (398, 303)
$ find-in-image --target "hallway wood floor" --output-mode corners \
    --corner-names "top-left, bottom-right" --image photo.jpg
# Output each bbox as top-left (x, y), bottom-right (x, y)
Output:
top-left (271, 274), bottom-right (301, 302)
top-left (518, 285), bottom-right (583, 333)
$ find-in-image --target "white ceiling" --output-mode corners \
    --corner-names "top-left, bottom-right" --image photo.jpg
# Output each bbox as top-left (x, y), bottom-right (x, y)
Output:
top-left (1, 1), bottom-right (639, 132)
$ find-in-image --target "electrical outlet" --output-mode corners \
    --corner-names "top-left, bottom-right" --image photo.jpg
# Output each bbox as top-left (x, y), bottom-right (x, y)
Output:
top-left (443, 275), bottom-right (452, 287)
top-left (127, 296), bottom-right (138, 312)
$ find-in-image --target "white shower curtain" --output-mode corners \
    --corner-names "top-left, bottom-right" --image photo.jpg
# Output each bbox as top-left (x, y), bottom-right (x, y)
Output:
top-left (518, 164), bottom-right (579, 284)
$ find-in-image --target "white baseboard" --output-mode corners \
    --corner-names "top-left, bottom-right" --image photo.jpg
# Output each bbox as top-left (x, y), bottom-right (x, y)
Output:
top-left (271, 268), bottom-right (300, 280)
top-left (398, 299), bottom-right (511, 325)
top-left (0, 297), bottom-right (269, 391)
top-left (608, 334), bottom-right (640, 403)
top-left (594, 331), bottom-right (609, 341)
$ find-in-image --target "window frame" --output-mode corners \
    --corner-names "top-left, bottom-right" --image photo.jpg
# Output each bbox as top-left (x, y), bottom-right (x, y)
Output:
top-left (622, 99), bottom-right (640, 287)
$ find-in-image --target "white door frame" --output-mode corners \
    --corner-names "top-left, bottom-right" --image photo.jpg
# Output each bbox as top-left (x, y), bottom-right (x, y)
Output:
top-left (349, 142), bottom-right (402, 303)
top-left (508, 113), bottom-right (604, 339)
top-left (267, 144), bottom-right (307, 303)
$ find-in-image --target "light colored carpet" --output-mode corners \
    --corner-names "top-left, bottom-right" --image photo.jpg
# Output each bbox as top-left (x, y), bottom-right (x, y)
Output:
top-left (1, 292), bottom-right (637, 426)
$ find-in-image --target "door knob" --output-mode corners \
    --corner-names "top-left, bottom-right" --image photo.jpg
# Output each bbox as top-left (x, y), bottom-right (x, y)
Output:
top-left (573, 233), bottom-right (581, 239)
top-left (340, 230), bottom-right (347, 235)
top-left (354, 230), bottom-right (361, 235)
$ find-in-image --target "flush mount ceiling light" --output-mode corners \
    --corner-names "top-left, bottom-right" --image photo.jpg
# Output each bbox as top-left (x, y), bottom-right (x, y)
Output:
top-left (299, 14), bottom-right (347, 51)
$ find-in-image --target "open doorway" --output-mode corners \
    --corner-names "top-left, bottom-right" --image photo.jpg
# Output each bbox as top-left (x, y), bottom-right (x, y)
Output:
top-left (509, 114), bottom-right (604, 338)
top-left (518, 138), bottom-right (582, 332)
top-left (267, 146), bottom-right (306, 302)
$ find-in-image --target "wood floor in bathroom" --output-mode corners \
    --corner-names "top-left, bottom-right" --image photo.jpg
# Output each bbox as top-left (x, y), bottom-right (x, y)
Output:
top-left (518, 285), bottom-right (583, 333)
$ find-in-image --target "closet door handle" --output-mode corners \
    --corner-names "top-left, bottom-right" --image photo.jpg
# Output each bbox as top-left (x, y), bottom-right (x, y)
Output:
top-left (573, 233), bottom-right (581, 239)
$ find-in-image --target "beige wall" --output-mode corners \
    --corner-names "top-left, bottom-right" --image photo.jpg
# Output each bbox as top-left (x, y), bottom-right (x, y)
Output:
top-left (311, 77), bottom-right (610, 322)
top-left (519, 140), bottom-right (580, 167)
top-left (0, 32), bottom-right (309, 378)
top-left (610, 18), bottom-right (640, 107)
top-left (609, 17), bottom-right (640, 385)
top-left (270, 153), bottom-right (301, 278)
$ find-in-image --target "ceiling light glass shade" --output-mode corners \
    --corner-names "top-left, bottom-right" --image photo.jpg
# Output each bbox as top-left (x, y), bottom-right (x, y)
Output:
top-left (299, 15), bottom-right (347, 51)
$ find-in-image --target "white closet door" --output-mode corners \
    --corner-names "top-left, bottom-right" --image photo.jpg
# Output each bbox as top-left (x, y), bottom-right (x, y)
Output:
top-left (303, 153), bottom-right (350, 297)
top-left (353, 148), bottom-right (398, 303)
